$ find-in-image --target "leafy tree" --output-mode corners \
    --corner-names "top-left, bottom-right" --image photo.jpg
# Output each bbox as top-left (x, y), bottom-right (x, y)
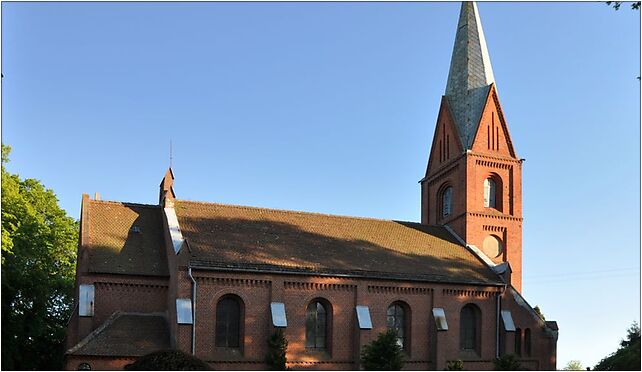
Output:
top-left (594, 322), bottom-right (641, 371)
top-left (265, 329), bottom-right (289, 370)
top-left (446, 359), bottom-right (464, 370)
top-left (1, 144), bottom-right (78, 370)
top-left (493, 354), bottom-right (522, 370)
top-left (606, 1), bottom-right (641, 10)
top-left (361, 329), bottom-right (405, 370)
top-left (124, 350), bottom-right (210, 370)
top-left (564, 360), bottom-right (584, 370)
top-left (534, 305), bottom-right (545, 321)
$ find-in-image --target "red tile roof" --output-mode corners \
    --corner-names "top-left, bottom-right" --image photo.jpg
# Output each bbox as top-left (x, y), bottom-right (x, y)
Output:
top-left (84, 200), bottom-right (168, 276)
top-left (175, 200), bottom-right (501, 285)
top-left (66, 312), bottom-right (170, 356)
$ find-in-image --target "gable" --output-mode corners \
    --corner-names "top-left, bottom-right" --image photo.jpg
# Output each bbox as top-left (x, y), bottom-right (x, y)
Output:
top-left (426, 97), bottom-right (464, 175)
top-left (470, 84), bottom-right (517, 158)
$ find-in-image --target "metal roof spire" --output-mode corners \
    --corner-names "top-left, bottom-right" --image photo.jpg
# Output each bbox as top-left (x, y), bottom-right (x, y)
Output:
top-left (444, 2), bottom-right (496, 149)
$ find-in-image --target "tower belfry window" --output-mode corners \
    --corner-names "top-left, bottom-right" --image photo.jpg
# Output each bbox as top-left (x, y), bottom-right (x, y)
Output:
top-left (442, 186), bottom-right (453, 218)
top-left (484, 178), bottom-right (496, 208)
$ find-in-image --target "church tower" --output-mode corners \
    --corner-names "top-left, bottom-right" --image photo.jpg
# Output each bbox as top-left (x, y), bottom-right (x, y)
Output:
top-left (421, 2), bottom-right (525, 292)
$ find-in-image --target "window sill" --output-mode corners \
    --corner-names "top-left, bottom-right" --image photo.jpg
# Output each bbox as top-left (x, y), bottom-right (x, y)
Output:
top-left (212, 347), bottom-right (244, 361)
top-left (303, 349), bottom-right (332, 361)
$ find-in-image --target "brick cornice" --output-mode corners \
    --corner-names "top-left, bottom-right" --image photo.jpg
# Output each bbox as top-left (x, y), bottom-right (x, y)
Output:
top-left (468, 212), bottom-right (523, 222)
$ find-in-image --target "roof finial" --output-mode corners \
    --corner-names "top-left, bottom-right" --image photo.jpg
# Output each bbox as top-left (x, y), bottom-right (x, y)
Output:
top-left (169, 139), bottom-right (173, 169)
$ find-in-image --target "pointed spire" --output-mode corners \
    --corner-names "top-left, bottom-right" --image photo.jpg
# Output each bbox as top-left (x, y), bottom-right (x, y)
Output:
top-left (444, 2), bottom-right (496, 149)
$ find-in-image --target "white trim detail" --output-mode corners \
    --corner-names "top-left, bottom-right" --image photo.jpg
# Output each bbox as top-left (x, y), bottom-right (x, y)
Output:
top-left (501, 310), bottom-right (516, 332)
top-left (79, 284), bottom-right (95, 317)
top-left (432, 307), bottom-right (449, 331)
top-left (356, 305), bottom-right (373, 330)
top-left (164, 207), bottom-right (184, 254)
top-left (270, 302), bottom-right (287, 328)
top-left (176, 298), bottom-right (193, 324)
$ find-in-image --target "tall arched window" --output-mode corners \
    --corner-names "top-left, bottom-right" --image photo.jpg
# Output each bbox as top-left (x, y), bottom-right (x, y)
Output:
top-left (484, 178), bottom-right (496, 208)
top-left (460, 304), bottom-right (480, 353)
top-left (442, 186), bottom-right (453, 218)
top-left (515, 328), bottom-right (522, 356)
top-left (306, 300), bottom-right (328, 350)
top-left (387, 302), bottom-right (408, 350)
top-left (524, 328), bottom-right (531, 357)
top-left (216, 296), bottom-right (242, 348)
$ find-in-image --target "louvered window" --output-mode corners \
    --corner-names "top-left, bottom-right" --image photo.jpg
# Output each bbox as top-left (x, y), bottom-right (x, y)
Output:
top-left (305, 301), bottom-right (327, 350)
top-left (215, 297), bottom-right (241, 348)
top-left (442, 186), bottom-right (453, 217)
top-left (484, 178), bottom-right (496, 208)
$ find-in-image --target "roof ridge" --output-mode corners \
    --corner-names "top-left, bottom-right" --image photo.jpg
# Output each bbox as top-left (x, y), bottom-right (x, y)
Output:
top-left (176, 199), bottom-right (424, 225)
top-left (89, 199), bottom-right (160, 209)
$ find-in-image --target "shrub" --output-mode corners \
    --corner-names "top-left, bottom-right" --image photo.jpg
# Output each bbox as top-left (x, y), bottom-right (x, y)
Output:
top-left (360, 329), bottom-right (405, 370)
top-left (265, 329), bottom-right (289, 370)
top-left (125, 349), bottom-right (210, 370)
top-left (494, 354), bottom-right (522, 370)
top-left (446, 359), bottom-right (464, 370)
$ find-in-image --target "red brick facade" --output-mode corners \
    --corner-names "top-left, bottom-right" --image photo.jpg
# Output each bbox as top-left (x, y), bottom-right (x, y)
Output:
top-left (421, 85), bottom-right (525, 292)
top-left (65, 3), bottom-right (557, 370)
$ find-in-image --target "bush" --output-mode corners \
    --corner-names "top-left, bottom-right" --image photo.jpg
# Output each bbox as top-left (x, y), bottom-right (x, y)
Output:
top-left (265, 329), bottom-right (289, 370)
top-left (360, 329), bottom-right (405, 370)
top-left (494, 354), bottom-right (522, 370)
top-left (125, 350), bottom-right (210, 370)
top-left (446, 359), bottom-right (464, 370)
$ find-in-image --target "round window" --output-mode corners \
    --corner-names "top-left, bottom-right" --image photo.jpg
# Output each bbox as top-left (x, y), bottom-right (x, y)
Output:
top-left (482, 235), bottom-right (503, 258)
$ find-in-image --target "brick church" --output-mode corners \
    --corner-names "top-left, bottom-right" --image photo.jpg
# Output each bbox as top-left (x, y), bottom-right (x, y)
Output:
top-left (65, 2), bottom-right (558, 370)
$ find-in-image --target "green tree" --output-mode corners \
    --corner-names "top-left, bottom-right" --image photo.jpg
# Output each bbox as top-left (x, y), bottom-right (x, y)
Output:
top-left (564, 360), bottom-right (584, 370)
top-left (1, 144), bottom-right (78, 370)
top-left (124, 350), bottom-right (210, 370)
top-left (360, 329), bottom-right (405, 370)
top-left (533, 305), bottom-right (546, 321)
top-left (606, 1), bottom-right (641, 10)
top-left (594, 322), bottom-right (641, 371)
top-left (265, 329), bottom-right (289, 370)
top-left (493, 354), bottom-right (522, 370)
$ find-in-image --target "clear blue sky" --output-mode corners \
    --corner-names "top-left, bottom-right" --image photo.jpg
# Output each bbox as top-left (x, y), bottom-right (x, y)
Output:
top-left (2, 1), bottom-right (639, 368)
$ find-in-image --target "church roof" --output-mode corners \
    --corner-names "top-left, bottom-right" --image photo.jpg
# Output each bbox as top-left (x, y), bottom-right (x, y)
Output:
top-left (66, 312), bottom-right (170, 356)
top-left (82, 200), bottom-right (169, 276)
top-left (445, 1), bottom-right (496, 149)
top-left (175, 200), bottom-right (502, 286)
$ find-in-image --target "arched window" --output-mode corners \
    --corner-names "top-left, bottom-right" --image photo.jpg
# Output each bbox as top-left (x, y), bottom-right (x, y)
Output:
top-left (484, 178), bottom-right (496, 208)
top-left (515, 328), bottom-right (522, 356)
top-left (77, 363), bottom-right (91, 371)
top-left (442, 186), bottom-right (453, 218)
top-left (306, 300), bottom-right (328, 350)
top-left (460, 304), bottom-right (480, 353)
top-left (387, 302), bottom-right (409, 350)
top-left (216, 296), bottom-right (242, 348)
top-left (524, 328), bottom-right (531, 357)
